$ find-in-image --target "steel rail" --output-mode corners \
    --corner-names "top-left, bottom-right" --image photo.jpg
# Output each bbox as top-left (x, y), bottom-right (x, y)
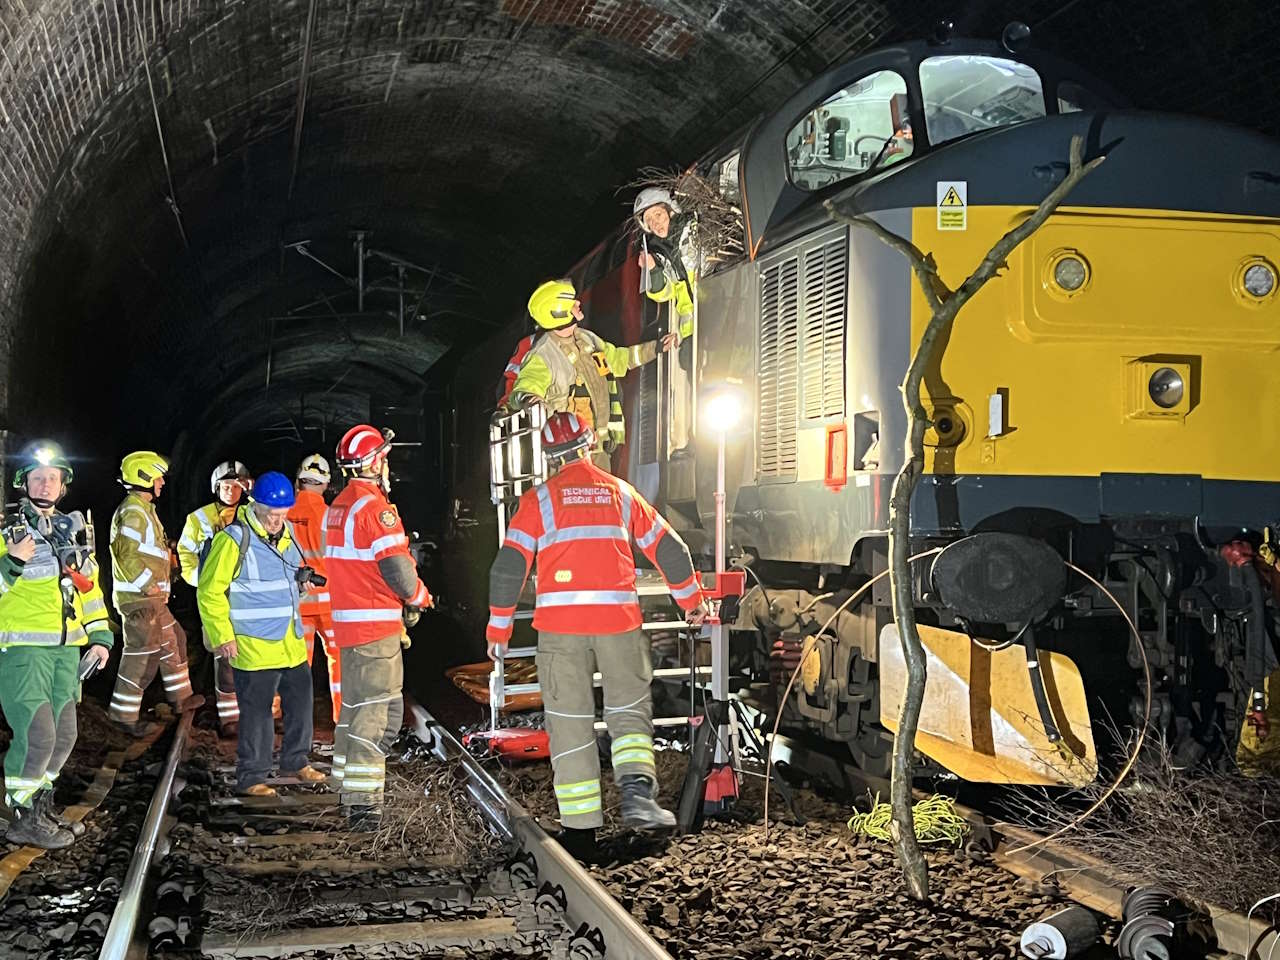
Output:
top-left (407, 703), bottom-right (674, 960)
top-left (98, 712), bottom-right (192, 960)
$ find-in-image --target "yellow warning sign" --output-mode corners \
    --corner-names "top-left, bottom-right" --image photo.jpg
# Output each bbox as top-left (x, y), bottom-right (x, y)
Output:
top-left (937, 180), bottom-right (967, 231)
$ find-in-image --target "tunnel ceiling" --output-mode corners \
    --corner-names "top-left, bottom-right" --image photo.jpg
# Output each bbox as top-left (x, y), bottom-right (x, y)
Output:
top-left (0, 0), bottom-right (1275, 466)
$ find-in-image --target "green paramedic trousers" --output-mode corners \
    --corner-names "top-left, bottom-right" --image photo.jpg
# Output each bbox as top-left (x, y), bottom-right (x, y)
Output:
top-left (333, 635), bottom-right (404, 808)
top-left (0, 646), bottom-right (80, 808)
top-left (535, 629), bottom-right (658, 829)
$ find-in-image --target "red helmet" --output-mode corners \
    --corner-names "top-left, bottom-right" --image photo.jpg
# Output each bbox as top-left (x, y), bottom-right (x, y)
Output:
top-left (335, 424), bottom-right (395, 475)
top-left (541, 412), bottom-right (594, 462)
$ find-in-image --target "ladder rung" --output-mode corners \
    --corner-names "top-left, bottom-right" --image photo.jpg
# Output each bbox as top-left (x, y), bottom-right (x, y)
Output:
top-left (495, 667), bottom-right (710, 700)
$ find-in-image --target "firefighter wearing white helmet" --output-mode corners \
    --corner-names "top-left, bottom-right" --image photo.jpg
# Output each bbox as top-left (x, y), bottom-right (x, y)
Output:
top-left (635, 184), bottom-right (699, 450)
top-left (178, 460), bottom-right (259, 734)
top-left (288, 454), bottom-right (342, 722)
top-left (506, 279), bottom-right (668, 470)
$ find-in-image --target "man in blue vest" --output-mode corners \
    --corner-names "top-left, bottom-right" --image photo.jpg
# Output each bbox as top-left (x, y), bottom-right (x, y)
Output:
top-left (196, 471), bottom-right (325, 796)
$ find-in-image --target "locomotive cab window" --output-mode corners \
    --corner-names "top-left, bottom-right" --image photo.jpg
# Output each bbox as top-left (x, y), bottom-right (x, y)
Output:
top-left (919, 55), bottom-right (1045, 145)
top-left (785, 70), bottom-right (912, 192)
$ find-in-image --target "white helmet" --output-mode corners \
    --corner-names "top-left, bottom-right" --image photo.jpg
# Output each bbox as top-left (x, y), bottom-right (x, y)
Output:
top-left (210, 460), bottom-right (252, 495)
top-left (296, 453), bottom-right (331, 485)
top-left (633, 186), bottom-right (680, 231)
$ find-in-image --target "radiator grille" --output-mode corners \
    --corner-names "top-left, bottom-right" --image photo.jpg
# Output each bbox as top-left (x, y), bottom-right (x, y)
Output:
top-left (758, 256), bottom-right (800, 478)
top-left (802, 237), bottom-right (848, 420)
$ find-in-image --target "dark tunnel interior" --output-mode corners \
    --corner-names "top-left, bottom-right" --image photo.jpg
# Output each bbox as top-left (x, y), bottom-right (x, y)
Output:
top-left (2, 0), bottom-right (1278, 664)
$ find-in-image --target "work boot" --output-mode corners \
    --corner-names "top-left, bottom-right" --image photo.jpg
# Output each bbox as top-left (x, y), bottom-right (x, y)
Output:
top-left (114, 718), bottom-right (159, 737)
top-left (33, 792), bottom-right (85, 838)
top-left (345, 804), bottom-right (382, 832)
top-left (282, 766), bottom-right (326, 784)
top-left (241, 783), bottom-right (277, 797)
top-left (6, 804), bottom-right (73, 849)
top-left (556, 826), bottom-right (597, 862)
top-left (177, 693), bottom-right (206, 713)
top-left (619, 775), bottom-right (676, 830)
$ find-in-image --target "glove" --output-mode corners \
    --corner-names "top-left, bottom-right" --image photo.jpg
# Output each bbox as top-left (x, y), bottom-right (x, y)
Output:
top-left (400, 633), bottom-right (412, 651)
top-left (402, 606), bottom-right (421, 632)
top-left (1261, 528), bottom-right (1278, 568)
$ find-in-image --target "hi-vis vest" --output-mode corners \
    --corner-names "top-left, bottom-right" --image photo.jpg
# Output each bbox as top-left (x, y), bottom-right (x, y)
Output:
top-left (222, 520), bottom-right (305, 642)
top-left (178, 501), bottom-right (233, 587)
top-left (110, 493), bottom-right (171, 609)
top-left (0, 506), bottom-right (112, 649)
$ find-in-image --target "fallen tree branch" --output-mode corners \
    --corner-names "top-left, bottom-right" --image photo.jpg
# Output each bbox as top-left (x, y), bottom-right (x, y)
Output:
top-left (825, 133), bottom-right (1104, 901)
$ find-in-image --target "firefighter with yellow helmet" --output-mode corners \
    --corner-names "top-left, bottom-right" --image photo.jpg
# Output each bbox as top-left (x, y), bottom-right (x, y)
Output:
top-left (507, 279), bottom-right (666, 469)
top-left (107, 451), bottom-right (202, 732)
top-left (0, 441), bottom-right (112, 848)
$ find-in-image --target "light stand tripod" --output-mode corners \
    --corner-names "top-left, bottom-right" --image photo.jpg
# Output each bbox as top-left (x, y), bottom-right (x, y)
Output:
top-left (675, 384), bottom-right (801, 832)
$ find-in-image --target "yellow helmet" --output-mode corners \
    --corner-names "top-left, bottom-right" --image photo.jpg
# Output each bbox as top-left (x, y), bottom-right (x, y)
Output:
top-left (120, 450), bottom-right (170, 489)
top-left (528, 279), bottom-right (579, 330)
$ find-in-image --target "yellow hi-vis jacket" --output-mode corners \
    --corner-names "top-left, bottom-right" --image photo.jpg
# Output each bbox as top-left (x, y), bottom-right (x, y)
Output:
top-left (0, 503), bottom-right (113, 649)
top-left (196, 506), bottom-right (308, 671)
top-left (109, 492), bottom-right (172, 611)
top-left (508, 329), bottom-right (656, 447)
top-left (177, 501), bottom-right (234, 587)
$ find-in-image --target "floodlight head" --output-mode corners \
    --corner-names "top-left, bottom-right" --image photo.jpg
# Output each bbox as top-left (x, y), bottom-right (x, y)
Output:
top-left (702, 383), bottom-right (747, 434)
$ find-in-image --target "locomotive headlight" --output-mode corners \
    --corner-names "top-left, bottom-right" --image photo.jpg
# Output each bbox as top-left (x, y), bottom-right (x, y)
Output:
top-left (1147, 366), bottom-right (1184, 409)
top-left (1238, 258), bottom-right (1278, 301)
top-left (1244, 263), bottom-right (1275, 297)
top-left (1053, 255), bottom-right (1087, 291)
top-left (1045, 249), bottom-right (1090, 297)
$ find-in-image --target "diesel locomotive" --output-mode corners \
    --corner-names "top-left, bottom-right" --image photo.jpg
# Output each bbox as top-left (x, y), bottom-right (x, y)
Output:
top-left (505, 28), bottom-right (1280, 784)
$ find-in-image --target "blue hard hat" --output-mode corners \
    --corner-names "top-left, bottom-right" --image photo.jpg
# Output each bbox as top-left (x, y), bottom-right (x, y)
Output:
top-left (251, 471), bottom-right (296, 508)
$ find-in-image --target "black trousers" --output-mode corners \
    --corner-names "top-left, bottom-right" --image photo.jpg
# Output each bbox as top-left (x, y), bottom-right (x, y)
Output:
top-left (232, 663), bottom-right (313, 792)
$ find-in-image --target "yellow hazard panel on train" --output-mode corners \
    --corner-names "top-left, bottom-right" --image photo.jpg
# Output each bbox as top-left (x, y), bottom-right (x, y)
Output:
top-left (878, 624), bottom-right (1096, 787)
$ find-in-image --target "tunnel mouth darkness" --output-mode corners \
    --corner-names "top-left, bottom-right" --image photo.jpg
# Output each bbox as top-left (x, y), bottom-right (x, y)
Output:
top-left (0, 0), bottom-right (1272, 548)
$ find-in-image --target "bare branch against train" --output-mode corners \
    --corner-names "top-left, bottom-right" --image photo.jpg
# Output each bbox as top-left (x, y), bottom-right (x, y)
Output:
top-left (823, 133), bottom-right (1105, 901)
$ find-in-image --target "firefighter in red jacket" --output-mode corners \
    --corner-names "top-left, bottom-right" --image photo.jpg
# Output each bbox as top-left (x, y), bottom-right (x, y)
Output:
top-left (324, 424), bottom-right (432, 830)
top-left (487, 412), bottom-right (710, 847)
top-left (497, 332), bottom-right (536, 408)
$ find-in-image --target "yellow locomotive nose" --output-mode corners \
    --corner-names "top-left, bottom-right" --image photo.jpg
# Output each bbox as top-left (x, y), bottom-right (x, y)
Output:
top-left (914, 205), bottom-right (1280, 484)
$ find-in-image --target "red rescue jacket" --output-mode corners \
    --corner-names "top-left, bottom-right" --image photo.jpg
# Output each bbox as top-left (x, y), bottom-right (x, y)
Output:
top-left (497, 333), bottom-right (536, 408)
top-left (486, 459), bottom-right (705, 641)
top-left (324, 479), bottom-right (430, 648)
top-left (288, 488), bottom-right (331, 620)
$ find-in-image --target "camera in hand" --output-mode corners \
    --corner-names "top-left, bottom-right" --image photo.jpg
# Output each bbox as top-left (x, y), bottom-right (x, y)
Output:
top-left (296, 566), bottom-right (327, 588)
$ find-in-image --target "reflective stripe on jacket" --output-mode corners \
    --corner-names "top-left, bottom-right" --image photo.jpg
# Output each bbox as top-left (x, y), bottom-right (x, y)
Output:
top-left (178, 502), bottom-right (235, 587)
top-left (0, 503), bottom-right (113, 649)
top-left (324, 480), bottom-right (430, 649)
top-left (486, 459), bottom-right (705, 641)
top-left (287, 488), bottom-right (331, 618)
top-left (196, 506), bottom-right (307, 671)
top-left (110, 493), bottom-right (171, 609)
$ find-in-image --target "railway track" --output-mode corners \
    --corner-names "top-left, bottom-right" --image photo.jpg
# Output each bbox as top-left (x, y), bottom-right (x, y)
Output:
top-left (3, 697), bottom-right (1274, 959)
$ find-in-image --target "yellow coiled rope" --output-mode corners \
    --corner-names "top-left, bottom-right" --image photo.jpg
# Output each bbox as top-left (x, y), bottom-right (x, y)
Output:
top-left (847, 794), bottom-right (969, 845)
